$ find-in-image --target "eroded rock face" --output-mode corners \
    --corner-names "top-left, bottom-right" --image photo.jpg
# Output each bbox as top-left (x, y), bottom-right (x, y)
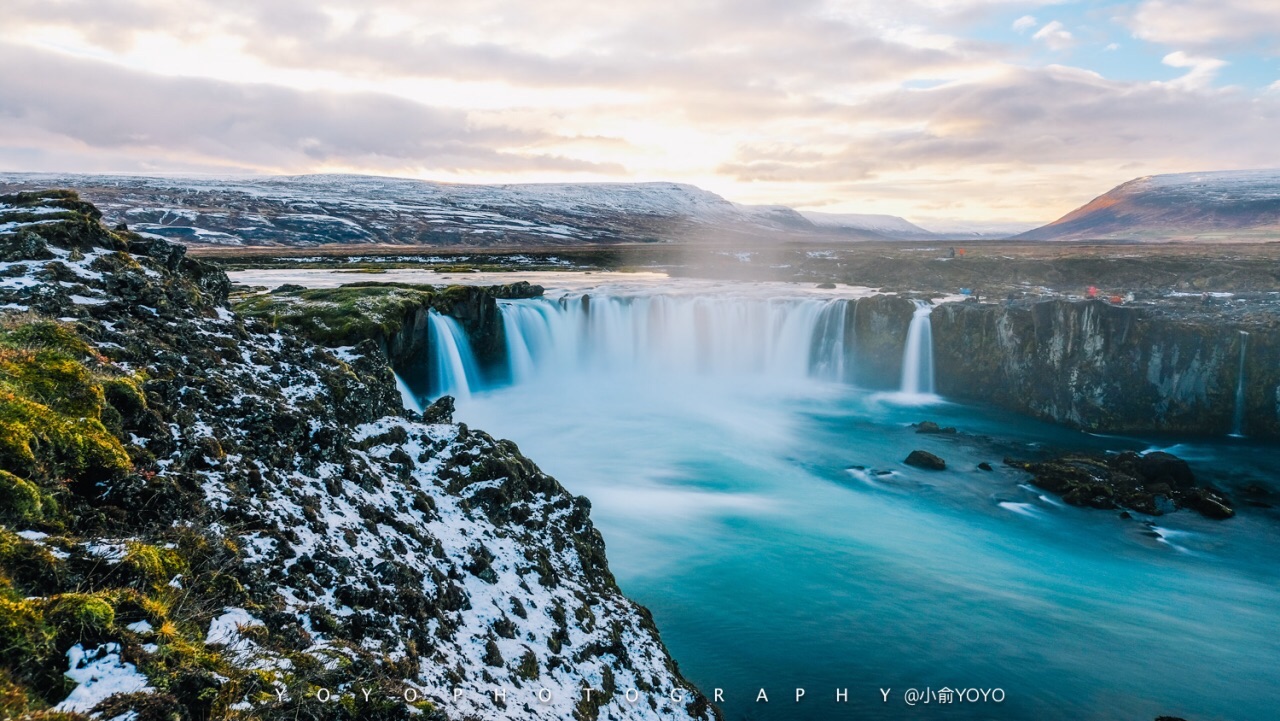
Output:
top-left (0, 190), bottom-right (714, 721)
top-left (929, 299), bottom-right (1279, 438)
top-left (848, 294), bottom-right (916, 388)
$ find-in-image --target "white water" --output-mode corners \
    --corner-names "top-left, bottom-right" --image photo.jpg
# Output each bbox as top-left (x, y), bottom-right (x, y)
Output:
top-left (491, 294), bottom-right (854, 387)
top-left (426, 311), bottom-right (480, 399)
top-left (453, 293), bottom-right (1280, 721)
top-left (391, 280), bottom-right (1276, 720)
top-left (898, 300), bottom-right (935, 396)
top-left (1230, 330), bottom-right (1249, 437)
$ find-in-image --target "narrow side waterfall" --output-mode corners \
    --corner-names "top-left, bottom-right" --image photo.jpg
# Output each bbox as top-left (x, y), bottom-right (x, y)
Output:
top-left (427, 310), bottom-right (481, 399)
top-left (899, 301), bottom-right (935, 396)
top-left (810, 300), bottom-right (852, 382)
top-left (1230, 330), bottom-right (1249, 437)
top-left (393, 371), bottom-right (424, 413)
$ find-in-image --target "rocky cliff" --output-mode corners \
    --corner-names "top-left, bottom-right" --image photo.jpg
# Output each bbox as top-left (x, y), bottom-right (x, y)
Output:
top-left (0, 190), bottom-right (714, 720)
top-left (846, 295), bottom-right (915, 388)
top-left (929, 299), bottom-right (1279, 437)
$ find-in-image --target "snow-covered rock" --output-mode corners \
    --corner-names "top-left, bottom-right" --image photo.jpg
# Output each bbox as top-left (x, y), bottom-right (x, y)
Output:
top-left (0, 189), bottom-right (716, 720)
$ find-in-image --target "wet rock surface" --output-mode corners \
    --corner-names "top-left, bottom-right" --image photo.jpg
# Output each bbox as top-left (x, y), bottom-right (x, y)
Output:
top-left (904, 450), bottom-right (947, 470)
top-left (1005, 450), bottom-right (1235, 519)
top-left (931, 298), bottom-right (1279, 438)
top-left (913, 421), bottom-right (957, 434)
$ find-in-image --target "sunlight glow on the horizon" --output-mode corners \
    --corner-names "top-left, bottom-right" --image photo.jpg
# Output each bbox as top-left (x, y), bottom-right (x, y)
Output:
top-left (1, 0), bottom-right (1277, 224)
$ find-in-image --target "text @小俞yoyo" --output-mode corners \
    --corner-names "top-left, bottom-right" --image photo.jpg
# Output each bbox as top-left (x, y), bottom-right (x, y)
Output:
top-left (263, 685), bottom-right (1005, 708)
top-left (712, 687), bottom-right (1006, 706)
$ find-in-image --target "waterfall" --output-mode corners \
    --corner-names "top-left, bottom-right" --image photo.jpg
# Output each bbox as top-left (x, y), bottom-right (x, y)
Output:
top-left (1230, 331), bottom-right (1248, 437)
top-left (393, 371), bottom-right (424, 413)
top-left (899, 301), bottom-right (935, 396)
top-left (427, 311), bottom-right (481, 399)
top-left (495, 294), bottom-right (854, 384)
top-left (810, 299), bottom-right (851, 382)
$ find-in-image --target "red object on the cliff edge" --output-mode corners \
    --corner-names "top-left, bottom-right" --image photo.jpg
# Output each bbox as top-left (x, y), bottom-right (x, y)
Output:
top-left (1087, 286), bottom-right (1099, 298)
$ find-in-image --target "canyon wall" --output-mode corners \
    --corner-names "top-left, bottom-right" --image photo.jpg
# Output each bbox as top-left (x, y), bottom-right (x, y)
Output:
top-left (929, 299), bottom-right (1279, 438)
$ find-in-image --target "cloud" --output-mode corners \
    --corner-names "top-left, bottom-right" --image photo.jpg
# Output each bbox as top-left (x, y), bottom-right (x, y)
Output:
top-left (0, 43), bottom-right (623, 176)
top-left (1, 0), bottom-right (990, 94)
top-left (716, 65), bottom-right (1280, 183)
top-left (1032, 21), bottom-right (1074, 51)
top-left (1161, 51), bottom-right (1229, 89)
top-left (0, 0), bottom-right (1275, 220)
top-left (1129, 0), bottom-right (1280, 51)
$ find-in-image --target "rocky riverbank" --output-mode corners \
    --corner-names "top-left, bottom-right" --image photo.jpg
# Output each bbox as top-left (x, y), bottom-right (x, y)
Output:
top-left (0, 190), bottom-right (713, 720)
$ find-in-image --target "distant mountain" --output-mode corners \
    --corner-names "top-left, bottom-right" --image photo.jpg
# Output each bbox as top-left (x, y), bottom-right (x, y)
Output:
top-left (801, 211), bottom-right (1037, 240)
top-left (1018, 169), bottom-right (1280, 241)
top-left (912, 219), bottom-right (1040, 239)
top-left (0, 172), bottom-right (899, 247)
top-left (800, 211), bottom-right (937, 239)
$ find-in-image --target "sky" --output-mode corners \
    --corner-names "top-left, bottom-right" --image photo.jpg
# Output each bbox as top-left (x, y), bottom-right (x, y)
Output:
top-left (1, 0), bottom-right (1278, 224)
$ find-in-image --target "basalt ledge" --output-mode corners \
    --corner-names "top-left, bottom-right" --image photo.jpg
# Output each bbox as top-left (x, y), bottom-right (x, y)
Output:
top-left (929, 298), bottom-right (1279, 438)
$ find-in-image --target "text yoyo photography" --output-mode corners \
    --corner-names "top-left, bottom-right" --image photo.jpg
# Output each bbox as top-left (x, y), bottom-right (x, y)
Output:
top-left (0, 1), bottom-right (1276, 720)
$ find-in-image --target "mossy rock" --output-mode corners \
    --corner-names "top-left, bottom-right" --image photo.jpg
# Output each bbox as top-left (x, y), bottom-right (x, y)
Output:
top-left (0, 595), bottom-right (56, 685)
top-left (0, 469), bottom-right (44, 524)
top-left (43, 593), bottom-right (116, 645)
top-left (121, 542), bottom-right (188, 587)
top-left (0, 391), bottom-right (131, 484)
top-left (234, 284), bottom-right (437, 347)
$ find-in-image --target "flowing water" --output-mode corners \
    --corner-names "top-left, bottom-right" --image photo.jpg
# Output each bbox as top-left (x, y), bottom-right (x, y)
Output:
top-left (416, 288), bottom-right (1280, 721)
top-left (426, 311), bottom-right (481, 399)
top-left (898, 300), bottom-right (935, 397)
top-left (1231, 331), bottom-right (1249, 438)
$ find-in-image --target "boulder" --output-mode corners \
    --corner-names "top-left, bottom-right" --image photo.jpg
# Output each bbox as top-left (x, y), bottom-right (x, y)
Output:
top-left (1137, 451), bottom-right (1196, 489)
top-left (904, 450), bottom-right (946, 470)
top-left (915, 420), bottom-right (957, 434)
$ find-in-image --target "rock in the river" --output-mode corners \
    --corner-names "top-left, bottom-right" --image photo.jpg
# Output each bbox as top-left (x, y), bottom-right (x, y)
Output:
top-left (905, 450), bottom-right (947, 470)
top-left (1005, 451), bottom-right (1234, 519)
top-left (914, 420), bottom-right (957, 434)
top-left (1135, 451), bottom-right (1196, 489)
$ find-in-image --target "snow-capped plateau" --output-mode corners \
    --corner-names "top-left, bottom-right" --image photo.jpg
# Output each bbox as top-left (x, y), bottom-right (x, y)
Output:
top-left (0, 173), bottom-right (929, 247)
top-left (799, 211), bottom-right (937, 239)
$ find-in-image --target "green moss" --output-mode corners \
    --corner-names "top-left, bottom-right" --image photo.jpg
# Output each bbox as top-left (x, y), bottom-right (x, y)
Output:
top-left (44, 593), bottom-right (115, 644)
top-left (0, 390), bottom-right (131, 483)
top-left (121, 542), bottom-right (187, 587)
top-left (4, 322), bottom-right (95, 359)
top-left (234, 284), bottom-right (436, 346)
top-left (0, 322), bottom-right (131, 513)
top-left (0, 595), bottom-right (56, 684)
top-left (101, 376), bottom-right (148, 422)
top-left (0, 470), bottom-right (43, 524)
top-left (3, 352), bottom-right (104, 417)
